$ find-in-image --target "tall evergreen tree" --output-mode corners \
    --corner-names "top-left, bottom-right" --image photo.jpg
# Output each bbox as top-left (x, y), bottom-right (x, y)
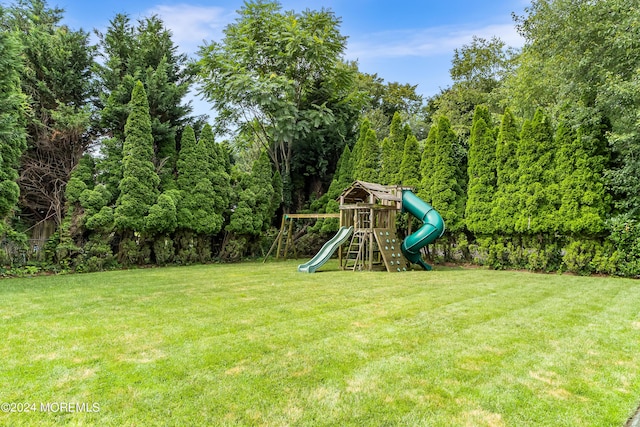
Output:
top-left (0, 17), bottom-right (26, 234)
top-left (399, 134), bottom-right (422, 188)
top-left (351, 119), bottom-right (370, 176)
top-left (2, 0), bottom-right (94, 227)
top-left (226, 151), bottom-right (275, 237)
top-left (492, 108), bottom-right (520, 234)
top-left (175, 125), bottom-right (199, 231)
top-left (114, 81), bottom-right (160, 234)
top-left (327, 144), bottom-right (354, 200)
top-left (201, 124), bottom-right (231, 225)
top-left (418, 125), bottom-right (437, 203)
top-left (380, 111), bottom-right (405, 184)
top-left (465, 105), bottom-right (497, 234)
top-left (353, 128), bottom-right (380, 183)
top-left (556, 119), bottom-right (610, 235)
top-left (95, 13), bottom-right (194, 197)
top-left (514, 108), bottom-right (557, 234)
top-left (430, 116), bottom-right (465, 233)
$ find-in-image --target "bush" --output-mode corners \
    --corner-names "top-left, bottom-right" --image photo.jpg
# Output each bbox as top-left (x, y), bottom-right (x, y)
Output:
top-left (153, 236), bottom-right (175, 266)
top-left (607, 215), bottom-right (640, 277)
top-left (563, 239), bottom-right (599, 276)
top-left (220, 235), bottom-right (247, 261)
top-left (485, 238), bottom-right (509, 270)
top-left (526, 240), bottom-right (563, 273)
top-left (118, 235), bottom-right (151, 266)
top-left (175, 232), bottom-right (198, 265)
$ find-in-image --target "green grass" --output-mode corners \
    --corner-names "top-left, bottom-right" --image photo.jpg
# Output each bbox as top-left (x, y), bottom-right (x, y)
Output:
top-left (1, 260), bottom-right (640, 426)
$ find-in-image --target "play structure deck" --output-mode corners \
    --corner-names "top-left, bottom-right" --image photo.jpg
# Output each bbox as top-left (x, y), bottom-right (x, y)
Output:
top-left (297, 181), bottom-right (445, 273)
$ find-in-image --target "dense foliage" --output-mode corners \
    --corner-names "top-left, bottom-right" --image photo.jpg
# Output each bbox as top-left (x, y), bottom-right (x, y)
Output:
top-left (1, 0), bottom-right (640, 277)
top-left (0, 8), bottom-right (26, 241)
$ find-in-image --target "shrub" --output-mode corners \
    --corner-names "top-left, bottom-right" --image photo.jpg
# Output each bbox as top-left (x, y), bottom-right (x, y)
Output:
top-left (153, 236), bottom-right (175, 266)
top-left (607, 215), bottom-right (640, 277)
top-left (563, 239), bottom-right (599, 275)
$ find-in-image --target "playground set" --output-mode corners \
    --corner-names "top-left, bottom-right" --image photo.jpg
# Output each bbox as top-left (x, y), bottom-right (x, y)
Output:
top-left (290, 181), bottom-right (445, 273)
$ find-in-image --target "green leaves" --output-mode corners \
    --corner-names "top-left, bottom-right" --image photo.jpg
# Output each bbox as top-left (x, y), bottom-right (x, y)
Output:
top-left (465, 105), bottom-right (497, 234)
top-left (114, 82), bottom-right (160, 233)
top-left (0, 19), bottom-right (25, 224)
top-left (197, 0), bottom-right (355, 207)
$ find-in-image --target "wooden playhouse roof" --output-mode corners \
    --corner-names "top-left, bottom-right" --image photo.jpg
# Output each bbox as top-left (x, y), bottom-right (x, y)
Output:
top-left (339, 180), bottom-right (404, 204)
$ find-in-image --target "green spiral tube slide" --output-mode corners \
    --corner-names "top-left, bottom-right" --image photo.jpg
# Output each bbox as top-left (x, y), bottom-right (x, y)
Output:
top-left (401, 190), bottom-right (445, 270)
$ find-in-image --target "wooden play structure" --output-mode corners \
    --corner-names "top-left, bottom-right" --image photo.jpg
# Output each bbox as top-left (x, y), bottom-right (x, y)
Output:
top-left (272, 180), bottom-right (444, 273)
top-left (338, 181), bottom-right (409, 272)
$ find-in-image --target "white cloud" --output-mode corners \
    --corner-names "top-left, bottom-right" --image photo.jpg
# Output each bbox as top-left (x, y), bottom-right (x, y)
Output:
top-left (345, 22), bottom-right (524, 61)
top-left (146, 4), bottom-right (234, 54)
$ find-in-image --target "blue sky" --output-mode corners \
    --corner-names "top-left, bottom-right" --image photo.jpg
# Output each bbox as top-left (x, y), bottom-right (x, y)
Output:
top-left (53, 0), bottom-right (528, 115)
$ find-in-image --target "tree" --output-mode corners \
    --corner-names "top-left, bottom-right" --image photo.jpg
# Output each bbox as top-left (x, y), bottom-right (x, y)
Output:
top-left (114, 81), bottom-right (160, 234)
top-left (176, 125), bottom-right (224, 235)
top-left (465, 105), bottom-right (497, 234)
top-left (327, 144), bottom-right (354, 200)
top-left (201, 124), bottom-right (231, 225)
top-left (418, 125), bottom-right (437, 204)
top-left (172, 125), bottom-right (225, 263)
top-left (514, 108), bottom-right (557, 234)
top-left (225, 150), bottom-right (275, 255)
top-left (492, 108), bottom-right (520, 234)
top-left (556, 119), bottom-right (610, 235)
top-left (427, 36), bottom-right (515, 145)
top-left (2, 0), bottom-right (94, 228)
top-left (0, 13), bottom-right (26, 234)
top-left (399, 134), bottom-right (422, 188)
top-left (430, 116), bottom-right (466, 233)
top-left (95, 13), bottom-right (194, 196)
top-left (508, 0), bottom-right (640, 217)
top-left (353, 128), bottom-right (380, 183)
top-left (451, 36), bottom-right (514, 96)
top-left (197, 0), bottom-right (356, 210)
top-left (357, 72), bottom-right (424, 123)
top-left (380, 112), bottom-right (405, 184)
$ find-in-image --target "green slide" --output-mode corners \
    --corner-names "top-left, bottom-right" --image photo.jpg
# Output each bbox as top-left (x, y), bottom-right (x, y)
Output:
top-left (298, 226), bottom-right (354, 273)
top-left (401, 190), bottom-right (445, 270)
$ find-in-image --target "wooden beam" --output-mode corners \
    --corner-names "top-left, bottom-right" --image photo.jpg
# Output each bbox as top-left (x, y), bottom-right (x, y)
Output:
top-left (284, 213), bottom-right (340, 219)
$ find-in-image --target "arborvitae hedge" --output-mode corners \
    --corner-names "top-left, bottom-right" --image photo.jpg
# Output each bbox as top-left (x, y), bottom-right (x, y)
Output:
top-left (556, 120), bottom-right (610, 235)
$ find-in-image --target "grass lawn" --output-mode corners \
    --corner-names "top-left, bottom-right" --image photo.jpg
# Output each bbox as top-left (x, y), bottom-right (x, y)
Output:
top-left (1, 260), bottom-right (640, 426)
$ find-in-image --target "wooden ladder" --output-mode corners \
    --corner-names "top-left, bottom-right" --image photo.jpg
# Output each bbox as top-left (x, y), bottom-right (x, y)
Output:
top-left (344, 229), bottom-right (368, 271)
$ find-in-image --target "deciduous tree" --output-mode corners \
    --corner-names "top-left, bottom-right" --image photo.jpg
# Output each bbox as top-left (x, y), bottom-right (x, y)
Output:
top-left (197, 0), bottom-right (356, 210)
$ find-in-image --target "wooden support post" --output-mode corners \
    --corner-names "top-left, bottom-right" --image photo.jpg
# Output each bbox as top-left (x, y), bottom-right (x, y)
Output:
top-left (284, 217), bottom-right (294, 260)
top-left (275, 215), bottom-right (287, 260)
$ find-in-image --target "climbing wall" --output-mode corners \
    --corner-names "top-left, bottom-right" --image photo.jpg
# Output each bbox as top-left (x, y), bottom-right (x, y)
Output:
top-left (373, 228), bottom-right (408, 272)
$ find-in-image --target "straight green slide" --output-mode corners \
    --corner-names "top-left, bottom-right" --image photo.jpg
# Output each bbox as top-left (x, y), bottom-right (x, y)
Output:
top-left (298, 226), bottom-right (354, 273)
